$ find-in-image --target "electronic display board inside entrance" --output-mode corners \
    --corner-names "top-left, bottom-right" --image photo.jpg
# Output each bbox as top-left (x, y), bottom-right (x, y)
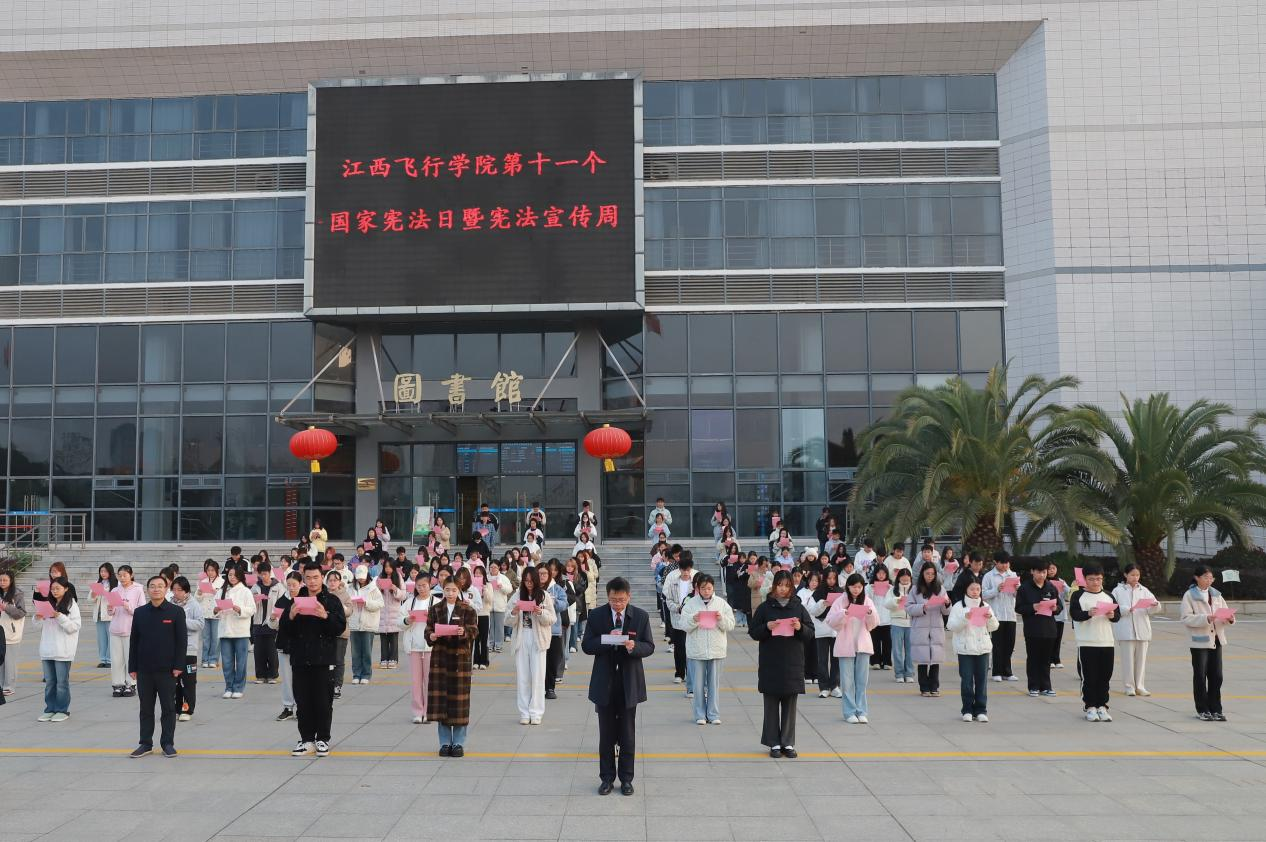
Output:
top-left (312, 78), bottom-right (637, 312)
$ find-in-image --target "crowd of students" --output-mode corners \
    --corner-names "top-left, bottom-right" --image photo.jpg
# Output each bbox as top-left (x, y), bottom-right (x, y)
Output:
top-left (0, 520), bottom-right (1241, 760)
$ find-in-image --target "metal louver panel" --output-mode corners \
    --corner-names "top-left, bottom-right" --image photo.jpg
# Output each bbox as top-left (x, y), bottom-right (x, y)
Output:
top-left (644, 147), bottom-right (999, 182)
top-left (0, 162), bottom-right (306, 201)
top-left (644, 272), bottom-right (1004, 306)
top-left (0, 282), bottom-right (304, 320)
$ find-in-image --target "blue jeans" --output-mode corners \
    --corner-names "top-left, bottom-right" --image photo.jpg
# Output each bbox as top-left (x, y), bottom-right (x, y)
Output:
top-left (96, 620), bottom-right (111, 664)
top-left (735, 610), bottom-right (747, 627)
top-left (201, 618), bottom-right (219, 664)
top-left (351, 631), bottom-right (375, 680)
top-left (958, 653), bottom-right (989, 716)
top-left (42, 660), bottom-right (71, 714)
top-left (891, 625), bottom-right (913, 680)
top-left (690, 658), bottom-right (722, 722)
top-left (489, 611), bottom-right (506, 648)
top-left (840, 656), bottom-right (870, 718)
top-left (438, 723), bottom-right (468, 747)
top-left (219, 637), bottom-right (248, 694)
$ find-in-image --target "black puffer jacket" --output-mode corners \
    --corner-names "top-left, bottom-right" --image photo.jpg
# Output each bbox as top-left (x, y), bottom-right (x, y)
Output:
top-left (748, 594), bottom-right (815, 695)
top-left (278, 586), bottom-right (347, 667)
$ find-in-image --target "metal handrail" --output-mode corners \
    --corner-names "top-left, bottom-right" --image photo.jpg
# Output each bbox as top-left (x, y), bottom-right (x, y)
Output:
top-left (0, 513), bottom-right (87, 551)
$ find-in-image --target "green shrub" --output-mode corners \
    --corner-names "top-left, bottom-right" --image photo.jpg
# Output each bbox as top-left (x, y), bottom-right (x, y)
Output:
top-left (1168, 560), bottom-right (1266, 599)
top-left (1208, 545), bottom-right (1266, 571)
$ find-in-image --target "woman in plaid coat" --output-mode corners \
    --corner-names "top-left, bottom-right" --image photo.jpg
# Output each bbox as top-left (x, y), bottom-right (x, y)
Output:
top-left (426, 578), bottom-right (480, 756)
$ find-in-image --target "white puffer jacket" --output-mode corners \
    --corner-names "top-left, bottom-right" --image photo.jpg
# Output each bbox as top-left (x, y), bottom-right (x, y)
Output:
top-left (39, 600), bottom-right (82, 661)
top-left (347, 581), bottom-right (384, 633)
top-left (400, 592), bottom-right (439, 653)
top-left (662, 570), bottom-right (696, 631)
top-left (509, 595), bottom-right (558, 655)
top-left (681, 594), bottom-right (736, 660)
top-left (1111, 583), bottom-right (1161, 641)
top-left (946, 597), bottom-right (999, 655)
top-left (801, 591), bottom-right (837, 638)
top-left (213, 583), bottom-right (256, 638)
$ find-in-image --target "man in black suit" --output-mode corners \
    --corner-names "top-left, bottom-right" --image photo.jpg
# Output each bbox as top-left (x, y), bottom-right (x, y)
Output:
top-left (581, 576), bottom-right (655, 796)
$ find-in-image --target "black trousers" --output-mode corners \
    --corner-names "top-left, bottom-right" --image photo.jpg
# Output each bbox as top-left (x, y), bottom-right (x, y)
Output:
top-left (1078, 646), bottom-right (1114, 709)
top-left (545, 635), bottom-right (564, 691)
top-left (174, 656), bottom-right (198, 714)
top-left (917, 663), bottom-right (940, 693)
top-left (990, 621), bottom-right (1016, 677)
top-left (137, 671), bottom-right (177, 749)
top-left (252, 626), bottom-right (278, 680)
top-left (596, 677), bottom-right (636, 783)
top-left (1051, 622), bottom-right (1065, 664)
top-left (761, 694), bottom-right (798, 748)
top-left (1025, 636), bottom-right (1054, 693)
top-left (669, 628), bottom-right (687, 679)
top-left (816, 638), bottom-right (839, 691)
top-left (380, 632), bottom-right (399, 663)
top-left (1191, 642), bottom-right (1224, 715)
top-left (474, 616), bottom-right (490, 666)
top-left (802, 636), bottom-right (818, 681)
top-left (869, 626), bottom-right (892, 667)
top-left (292, 663), bottom-right (335, 743)
top-left (333, 638), bottom-right (348, 688)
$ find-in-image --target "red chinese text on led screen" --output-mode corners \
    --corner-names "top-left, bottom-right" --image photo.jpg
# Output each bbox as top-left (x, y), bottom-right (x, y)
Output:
top-left (340, 150), bottom-right (607, 179)
top-left (325, 203), bottom-right (618, 234)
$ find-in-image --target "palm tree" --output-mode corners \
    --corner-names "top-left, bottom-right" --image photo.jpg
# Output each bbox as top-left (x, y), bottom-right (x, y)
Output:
top-left (1064, 396), bottom-right (1266, 588)
top-left (849, 365), bottom-right (1119, 556)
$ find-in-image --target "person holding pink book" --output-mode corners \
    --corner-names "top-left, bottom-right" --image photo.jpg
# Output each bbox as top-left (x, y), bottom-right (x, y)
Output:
top-left (108, 565), bottom-right (146, 698)
top-left (214, 564), bottom-right (256, 699)
top-left (682, 573), bottom-right (736, 724)
top-left (804, 568), bottom-right (842, 699)
top-left (425, 579), bottom-right (479, 756)
top-left (401, 570), bottom-right (440, 724)
top-left (37, 577), bottom-right (81, 722)
top-left (509, 567), bottom-right (557, 725)
top-left (1068, 563), bottom-right (1120, 722)
top-left (947, 579), bottom-right (998, 722)
top-left (866, 566), bottom-right (893, 671)
top-left (905, 562), bottom-right (950, 697)
top-left (1180, 565), bottom-right (1235, 721)
top-left (1111, 563), bottom-right (1162, 697)
top-left (826, 573), bottom-right (879, 723)
top-left (749, 570), bottom-right (815, 758)
top-left (884, 568), bottom-right (915, 684)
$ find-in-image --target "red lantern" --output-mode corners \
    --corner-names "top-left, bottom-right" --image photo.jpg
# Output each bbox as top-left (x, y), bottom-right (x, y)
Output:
top-left (289, 426), bottom-right (338, 474)
top-left (380, 450), bottom-right (401, 474)
top-left (583, 424), bottom-right (632, 473)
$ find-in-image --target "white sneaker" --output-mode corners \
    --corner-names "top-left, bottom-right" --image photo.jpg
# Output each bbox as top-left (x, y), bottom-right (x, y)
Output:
top-left (519, 717), bottom-right (530, 725)
top-left (709, 719), bottom-right (722, 725)
top-left (291, 741), bottom-right (315, 756)
top-left (1097, 707), bottom-right (1112, 722)
top-left (831, 687), bottom-right (843, 698)
top-left (412, 716), bottom-right (424, 724)
top-left (1125, 688), bottom-right (1136, 696)
top-left (37, 712), bottom-right (55, 722)
top-left (315, 741), bottom-right (330, 757)
top-left (49, 713), bottom-right (69, 722)
top-left (991, 676), bottom-right (1002, 682)
top-left (673, 677), bottom-right (683, 684)
top-left (569, 647), bottom-right (577, 653)
top-left (178, 713), bottom-right (192, 722)
top-left (351, 678), bottom-right (361, 685)
top-left (1085, 708), bottom-right (1100, 722)
top-left (975, 713), bottom-right (989, 723)
top-left (845, 715), bottom-right (859, 724)
top-left (231, 692), bottom-right (243, 699)
top-left (222, 691), bottom-right (233, 699)
top-left (530, 718), bottom-right (542, 725)
top-left (696, 718), bottom-right (707, 725)
top-left (1053, 663), bottom-right (1065, 669)
top-left (360, 678), bottom-right (369, 685)
top-left (1004, 675), bottom-right (1018, 682)
top-left (1137, 688), bottom-right (1151, 696)
top-left (818, 691), bottom-right (829, 698)
top-left (856, 715), bottom-right (868, 724)
top-left (962, 713), bottom-right (974, 722)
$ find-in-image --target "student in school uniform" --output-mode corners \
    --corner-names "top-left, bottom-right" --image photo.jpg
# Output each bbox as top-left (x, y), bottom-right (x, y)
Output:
top-left (749, 571), bottom-right (815, 758)
top-left (1180, 565), bottom-right (1235, 721)
top-left (804, 568), bottom-right (842, 699)
top-left (1046, 562), bottom-right (1069, 668)
top-left (885, 568), bottom-right (915, 684)
top-left (401, 570), bottom-right (439, 724)
top-left (866, 566), bottom-right (893, 671)
top-left (1068, 563), bottom-right (1121, 722)
top-left (681, 574), bottom-right (736, 725)
top-left (170, 577), bottom-right (204, 722)
top-left (1015, 561), bottom-right (1062, 697)
top-left (826, 572), bottom-right (879, 723)
top-left (981, 551), bottom-right (1020, 682)
top-left (947, 578), bottom-right (999, 722)
top-left (905, 562), bottom-right (950, 697)
top-left (1111, 563), bottom-right (1162, 697)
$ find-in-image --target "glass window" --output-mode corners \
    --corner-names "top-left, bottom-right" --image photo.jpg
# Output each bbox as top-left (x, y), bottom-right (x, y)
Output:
top-left (959, 310), bottom-right (1004, 371)
top-left (152, 98), bottom-right (195, 133)
top-left (826, 374), bottom-right (868, 405)
top-left (914, 311), bottom-right (958, 371)
top-left (947, 76), bottom-right (997, 111)
top-left (783, 471), bottom-right (827, 504)
top-left (733, 314), bottom-right (778, 372)
top-left (827, 407), bottom-right (870, 468)
top-left (501, 443), bottom-right (543, 475)
top-left (182, 323), bottom-right (225, 382)
top-left (823, 313), bottom-right (867, 372)
top-left (543, 332), bottom-right (576, 377)
top-left (777, 313), bottom-right (823, 373)
top-left (688, 314), bottom-right (732, 373)
top-left (55, 386), bottom-right (95, 416)
top-left (269, 321), bottom-right (311, 381)
top-left (94, 417), bottom-right (136, 475)
top-left (95, 511), bottom-right (136, 541)
top-left (500, 333), bottom-right (543, 379)
top-left (13, 327), bottom-right (54, 385)
top-left (141, 324), bottom-right (181, 382)
top-left (690, 376), bottom-right (732, 407)
top-left (181, 416), bottom-right (223, 474)
top-left (110, 99), bottom-right (151, 133)
top-left (55, 325), bottom-right (97, 384)
top-left (690, 410), bottom-right (734, 470)
top-left (455, 444), bottom-right (497, 475)
top-left (645, 409), bottom-right (688, 470)
top-left (736, 409), bottom-right (779, 468)
top-left (871, 373), bottom-right (914, 404)
top-left (226, 323), bottom-right (268, 380)
top-left (52, 478), bottom-right (92, 510)
top-left (97, 324), bottom-right (138, 383)
top-left (812, 78), bottom-right (856, 113)
top-left (902, 77), bottom-right (947, 112)
top-left (867, 312), bottom-right (913, 370)
top-left (236, 94), bottom-right (280, 129)
top-left (644, 315), bottom-right (687, 374)
top-left (735, 375), bottom-right (777, 406)
top-left (678, 81), bottom-right (720, 117)
top-left (138, 417), bottom-right (179, 475)
top-left (52, 418), bottom-right (94, 476)
top-left (223, 416), bottom-right (268, 474)
top-left (781, 408), bottom-right (825, 469)
top-left (780, 374), bottom-right (823, 406)
top-left (456, 333), bottom-right (499, 378)
top-left (644, 83), bottom-right (676, 118)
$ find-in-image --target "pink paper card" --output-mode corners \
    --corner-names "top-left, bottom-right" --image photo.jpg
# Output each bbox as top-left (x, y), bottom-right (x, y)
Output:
top-left (273, 567), bottom-right (286, 581)
top-left (516, 600), bottom-right (537, 613)
top-left (746, 564), bottom-right (759, 576)
top-left (1092, 600), bottom-right (1116, 616)
top-left (473, 577), bottom-right (486, 590)
top-left (294, 596), bottom-right (319, 615)
top-left (770, 618), bottom-right (796, 637)
top-left (271, 606), bottom-right (284, 620)
top-left (845, 603), bottom-right (868, 621)
top-left (351, 595), bottom-right (365, 605)
top-left (968, 606), bottom-right (990, 627)
top-left (409, 609), bottom-right (429, 623)
top-left (377, 578), bottom-right (393, 592)
top-left (244, 574), bottom-right (258, 587)
top-left (1000, 577), bottom-right (1020, 594)
top-left (404, 580), bottom-right (416, 593)
top-left (253, 592), bottom-right (267, 602)
top-left (897, 595), bottom-right (909, 609)
top-left (35, 600), bottom-right (55, 619)
top-left (215, 598), bottom-right (234, 612)
top-left (1073, 567), bottom-right (1087, 587)
top-left (1133, 597), bottom-right (1158, 612)
top-left (770, 515), bottom-right (781, 527)
top-left (106, 590), bottom-right (125, 608)
top-left (1035, 599), bottom-right (1057, 616)
top-left (826, 591), bottom-right (844, 605)
top-left (90, 582), bottom-right (107, 597)
top-left (1053, 578), bottom-right (1067, 593)
top-left (1213, 607), bottom-right (1236, 622)
top-left (927, 594), bottom-right (947, 607)
top-left (943, 561), bottom-right (960, 575)
top-left (35, 580), bottom-right (50, 597)
top-left (696, 610), bottom-right (719, 629)
top-left (434, 623), bottom-right (462, 637)
top-left (872, 581), bottom-right (891, 597)
top-left (198, 579), bottom-right (214, 594)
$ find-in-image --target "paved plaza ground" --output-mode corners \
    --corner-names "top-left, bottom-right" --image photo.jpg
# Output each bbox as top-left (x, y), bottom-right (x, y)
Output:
top-left (1, 608), bottom-right (1264, 841)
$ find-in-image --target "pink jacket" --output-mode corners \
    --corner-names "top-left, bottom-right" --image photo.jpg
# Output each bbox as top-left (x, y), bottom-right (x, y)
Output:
top-left (825, 595), bottom-right (879, 657)
top-left (108, 582), bottom-right (145, 636)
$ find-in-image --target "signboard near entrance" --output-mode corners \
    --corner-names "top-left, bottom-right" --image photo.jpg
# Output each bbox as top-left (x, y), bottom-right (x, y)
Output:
top-left (310, 76), bottom-right (639, 313)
